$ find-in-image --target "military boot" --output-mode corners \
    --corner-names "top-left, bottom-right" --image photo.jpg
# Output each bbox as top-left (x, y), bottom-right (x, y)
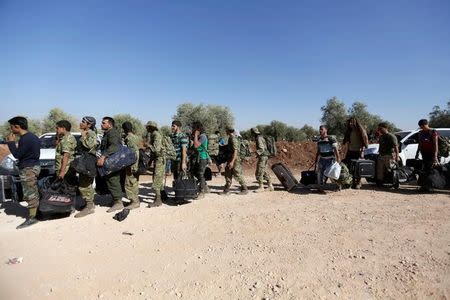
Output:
top-left (239, 185), bottom-right (249, 195)
top-left (254, 184), bottom-right (265, 193)
top-left (74, 202), bottom-right (95, 218)
top-left (220, 186), bottom-right (230, 195)
top-left (107, 200), bottom-right (124, 213)
top-left (127, 200), bottom-right (140, 210)
top-left (149, 192), bottom-right (163, 207)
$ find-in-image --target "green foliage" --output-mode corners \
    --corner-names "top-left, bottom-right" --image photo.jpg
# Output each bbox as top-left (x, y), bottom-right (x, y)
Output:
top-left (160, 125), bottom-right (172, 137)
top-left (429, 100), bottom-right (450, 128)
top-left (321, 97), bottom-right (400, 138)
top-left (320, 97), bottom-right (348, 138)
top-left (41, 108), bottom-right (78, 134)
top-left (112, 114), bottom-right (146, 138)
top-left (242, 121), bottom-right (317, 142)
top-left (173, 102), bottom-right (234, 134)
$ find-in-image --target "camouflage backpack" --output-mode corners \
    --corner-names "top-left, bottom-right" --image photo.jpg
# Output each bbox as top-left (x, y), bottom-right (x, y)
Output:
top-left (264, 136), bottom-right (277, 157)
top-left (238, 137), bottom-right (252, 160)
top-left (208, 133), bottom-right (220, 156)
top-left (437, 135), bottom-right (450, 158)
top-left (162, 135), bottom-right (177, 161)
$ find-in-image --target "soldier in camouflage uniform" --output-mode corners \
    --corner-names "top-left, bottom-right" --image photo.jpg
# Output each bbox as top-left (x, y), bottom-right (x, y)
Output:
top-left (55, 120), bottom-right (77, 183)
top-left (145, 121), bottom-right (166, 207)
top-left (221, 127), bottom-right (248, 195)
top-left (75, 116), bottom-right (98, 218)
top-left (6, 116), bottom-right (41, 229)
top-left (122, 121), bottom-right (141, 209)
top-left (251, 127), bottom-right (273, 192)
top-left (97, 117), bottom-right (124, 213)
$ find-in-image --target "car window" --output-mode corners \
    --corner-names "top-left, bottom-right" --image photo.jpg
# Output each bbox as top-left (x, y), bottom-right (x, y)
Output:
top-left (40, 135), bottom-right (57, 149)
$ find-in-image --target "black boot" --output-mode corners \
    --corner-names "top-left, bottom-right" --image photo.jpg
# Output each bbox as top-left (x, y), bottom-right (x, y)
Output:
top-left (16, 217), bottom-right (39, 230)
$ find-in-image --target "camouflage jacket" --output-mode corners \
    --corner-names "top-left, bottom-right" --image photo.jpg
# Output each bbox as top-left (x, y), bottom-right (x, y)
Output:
top-left (78, 129), bottom-right (97, 155)
top-left (55, 133), bottom-right (77, 175)
top-left (124, 132), bottom-right (140, 172)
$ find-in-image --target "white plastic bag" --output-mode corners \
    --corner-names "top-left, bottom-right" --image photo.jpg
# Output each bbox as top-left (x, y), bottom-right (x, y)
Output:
top-left (324, 161), bottom-right (341, 180)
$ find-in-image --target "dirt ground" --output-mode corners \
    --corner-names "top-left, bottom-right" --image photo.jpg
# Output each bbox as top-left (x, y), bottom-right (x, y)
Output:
top-left (1, 171), bottom-right (450, 299)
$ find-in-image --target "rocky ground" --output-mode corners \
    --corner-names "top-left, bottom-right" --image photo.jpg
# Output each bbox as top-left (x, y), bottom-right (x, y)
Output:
top-left (1, 172), bottom-right (450, 299)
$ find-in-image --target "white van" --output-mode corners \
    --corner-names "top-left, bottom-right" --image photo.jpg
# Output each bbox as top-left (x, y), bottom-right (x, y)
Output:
top-left (364, 129), bottom-right (450, 166)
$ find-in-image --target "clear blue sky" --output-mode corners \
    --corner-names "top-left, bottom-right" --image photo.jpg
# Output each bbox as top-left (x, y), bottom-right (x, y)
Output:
top-left (1, 0), bottom-right (449, 131)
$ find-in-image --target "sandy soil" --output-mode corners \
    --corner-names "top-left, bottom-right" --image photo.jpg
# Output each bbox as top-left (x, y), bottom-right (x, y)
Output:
top-left (1, 174), bottom-right (450, 299)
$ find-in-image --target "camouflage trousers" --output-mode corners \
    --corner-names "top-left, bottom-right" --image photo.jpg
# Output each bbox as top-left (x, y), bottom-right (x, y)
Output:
top-left (78, 174), bottom-right (95, 204)
top-left (377, 154), bottom-right (396, 182)
top-left (19, 165), bottom-right (41, 217)
top-left (125, 167), bottom-right (139, 202)
top-left (255, 155), bottom-right (272, 185)
top-left (224, 160), bottom-right (246, 188)
top-left (153, 157), bottom-right (166, 192)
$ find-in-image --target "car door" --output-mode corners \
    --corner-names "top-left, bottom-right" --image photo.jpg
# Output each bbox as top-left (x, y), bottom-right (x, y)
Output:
top-left (401, 132), bottom-right (420, 163)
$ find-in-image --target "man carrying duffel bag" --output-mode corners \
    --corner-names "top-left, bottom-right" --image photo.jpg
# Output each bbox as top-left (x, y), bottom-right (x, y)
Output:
top-left (97, 117), bottom-right (124, 213)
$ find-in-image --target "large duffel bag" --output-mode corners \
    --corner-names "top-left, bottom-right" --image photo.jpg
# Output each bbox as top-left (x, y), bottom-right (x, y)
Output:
top-left (38, 179), bottom-right (76, 214)
top-left (350, 159), bottom-right (375, 178)
top-left (271, 163), bottom-right (298, 191)
top-left (300, 170), bottom-right (317, 185)
top-left (98, 146), bottom-right (137, 177)
top-left (406, 159), bottom-right (423, 171)
top-left (71, 152), bottom-right (97, 178)
top-left (173, 174), bottom-right (198, 202)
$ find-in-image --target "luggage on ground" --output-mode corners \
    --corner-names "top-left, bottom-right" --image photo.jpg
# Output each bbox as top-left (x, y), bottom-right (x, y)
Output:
top-left (38, 178), bottom-right (76, 214)
top-left (98, 145), bottom-right (137, 177)
top-left (271, 163), bottom-right (298, 191)
top-left (173, 173), bottom-right (198, 201)
top-left (350, 159), bottom-right (375, 178)
top-left (406, 158), bottom-right (423, 171)
top-left (300, 170), bottom-right (317, 185)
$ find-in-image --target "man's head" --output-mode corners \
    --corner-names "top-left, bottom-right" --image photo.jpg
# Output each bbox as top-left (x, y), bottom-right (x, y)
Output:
top-left (191, 121), bottom-right (204, 134)
top-left (101, 117), bottom-right (115, 131)
top-left (56, 120), bottom-right (72, 135)
top-left (146, 121), bottom-right (158, 132)
top-left (319, 125), bottom-right (327, 137)
top-left (8, 116), bottom-right (28, 134)
top-left (122, 121), bottom-right (133, 135)
top-left (226, 127), bottom-right (235, 136)
top-left (377, 122), bottom-right (389, 134)
top-left (80, 116), bottom-right (96, 130)
top-left (171, 120), bottom-right (182, 134)
top-left (250, 127), bottom-right (261, 136)
top-left (418, 119), bottom-right (429, 130)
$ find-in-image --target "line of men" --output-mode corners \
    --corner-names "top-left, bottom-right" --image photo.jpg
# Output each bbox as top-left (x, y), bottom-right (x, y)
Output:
top-left (8, 114), bottom-right (440, 229)
top-left (314, 117), bottom-right (443, 193)
top-left (5, 116), bottom-right (274, 229)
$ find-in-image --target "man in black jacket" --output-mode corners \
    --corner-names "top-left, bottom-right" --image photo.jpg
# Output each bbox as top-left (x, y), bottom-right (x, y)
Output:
top-left (6, 116), bottom-right (41, 229)
top-left (97, 117), bottom-right (124, 212)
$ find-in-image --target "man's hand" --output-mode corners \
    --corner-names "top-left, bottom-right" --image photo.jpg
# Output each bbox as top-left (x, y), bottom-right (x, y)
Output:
top-left (228, 161), bottom-right (234, 169)
top-left (182, 162), bottom-right (187, 171)
top-left (97, 156), bottom-right (106, 166)
top-left (6, 133), bottom-right (16, 142)
top-left (58, 173), bottom-right (65, 180)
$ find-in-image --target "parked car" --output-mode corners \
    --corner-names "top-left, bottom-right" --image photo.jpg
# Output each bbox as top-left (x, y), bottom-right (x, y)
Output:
top-left (0, 132), bottom-right (82, 202)
top-left (364, 129), bottom-right (450, 166)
